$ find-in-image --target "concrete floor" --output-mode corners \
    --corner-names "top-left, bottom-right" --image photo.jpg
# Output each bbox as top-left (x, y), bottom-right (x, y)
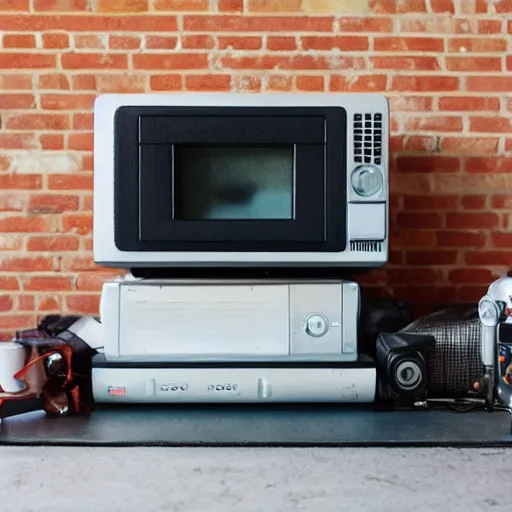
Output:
top-left (0, 446), bottom-right (509, 511)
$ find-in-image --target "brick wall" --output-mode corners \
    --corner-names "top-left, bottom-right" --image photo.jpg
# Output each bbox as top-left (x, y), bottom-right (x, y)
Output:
top-left (0, 0), bottom-right (510, 338)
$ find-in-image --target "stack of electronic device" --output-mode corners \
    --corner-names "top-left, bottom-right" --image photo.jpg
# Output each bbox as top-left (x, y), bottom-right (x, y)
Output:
top-left (90, 92), bottom-right (432, 407)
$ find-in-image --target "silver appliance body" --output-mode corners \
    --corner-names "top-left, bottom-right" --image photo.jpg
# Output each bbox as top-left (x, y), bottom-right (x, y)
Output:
top-left (93, 92), bottom-right (389, 268)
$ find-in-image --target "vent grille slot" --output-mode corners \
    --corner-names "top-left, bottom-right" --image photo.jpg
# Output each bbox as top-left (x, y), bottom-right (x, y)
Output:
top-left (350, 240), bottom-right (382, 252)
top-left (353, 113), bottom-right (383, 166)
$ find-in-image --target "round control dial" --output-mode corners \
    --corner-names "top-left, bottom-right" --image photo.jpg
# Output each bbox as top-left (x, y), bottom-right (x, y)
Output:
top-left (305, 314), bottom-right (329, 338)
top-left (351, 164), bottom-right (383, 197)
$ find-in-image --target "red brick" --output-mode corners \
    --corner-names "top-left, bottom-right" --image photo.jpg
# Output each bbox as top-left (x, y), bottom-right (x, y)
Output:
top-left (17, 292), bottom-right (35, 311)
top-left (492, 195), bottom-right (512, 209)
top-left (405, 116), bottom-right (463, 132)
top-left (301, 36), bottom-right (369, 51)
top-left (0, 76), bottom-right (33, 90)
top-left (0, 53), bottom-right (56, 69)
top-left (0, 94), bottom-right (35, 109)
top-left (392, 76), bottom-right (459, 91)
top-left (388, 96), bottom-right (433, 112)
top-left (61, 53), bottom-right (127, 70)
top-left (0, 216), bottom-right (51, 233)
top-left (98, 0), bottom-right (148, 11)
top-left (467, 77), bottom-right (512, 92)
top-left (133, 54), bottom-right (207, 70)
top-left (465, 251), bottom-right (512, 266)
top-left (404, 195), bottom-right (458, 211)
top-left (34, 0), bottom-right (86, 9)
top-left (218, 0), bottom-right (243, 11)
top-left (0, 134), bottom-right (37, 150)
top-left (0, 277), bottom-right (19, 290)
top-left (154, 0), bottom-right (208, 9)
top-left (182, 35), bottom-right (214, 49)
top-left (0, 315), bottom-right (37, 330)
top-left (39, 74), bottom-right (70, 90)
top-left (27, 236), bottom-right (79, 252)
top-left (338, 17), bottom-right (393, 32)
top-left (446, 212), bottom-right (500, 229)
top-left (466, 157), bottom-right (512, 173)
top-left (492, 233), bottom-right (512, 248)
top-left (430, 0), bottom-right (454, 13)
top-left (449, 268), bottom-right (495, 284)
top-left (41, 94), bottom-right (95, 110)
top-left (247, 0), bottom-right (301, 10)
top-left (478, 20), bottom-right (502, 34)
top-left (0, 157), bottom-right (11, 172)
top-left (405, 251), bottom-right (458, 266)
top-left (371, 56), bottom-right (440, 70)
top-left (42, 33), bottom-right (69, 49)
top-left (0, 0), bottom-right (29, 10)
top-left (72, 75), bottom-right (97, 90)
top-left (404, 136), bottom-right (435, 152)
top-left (72, 113), bottom-right (93, 130)
top-left (183, 15), bottom-right (333, 32)
top-left (448, 38), bottom-right (507, 52)
top-left (218, 36), bottom-right (263, 50)
top-left (150, 75), bottom-right (182, 91)
top-left (0, 15), bottom-right (178, 32)
top-left (3, 34), bottom-right (36, 48)
top-left (446, 57), bottom-right (502, 72)
top-left (28, 194), bottom-right (79, 213)
top-left (185, 74), bottom-right (231, 91)
top-left (295, 76), bottom-right (324, 91)
top-left (389, 230), bottom-right (436, 248)
top-left (374, 37), bottom-right (443, 52)
top-left (441, 137), bottom-right (499, 154)
top-left (145, 36), bottom-right (178, 50)
top-left (436, 231), bottom-right (486, 248)
top-left (47, 174), bottom-right (93, 191)
top-left (266, 75), bottom-right (292, 91)
top-left (76, 272), bottom-right (121, 291)
top-left (74, 35), bottom-right (106, 49)
top-left (495, 0), bottom-right (512, 13)
top-left (39, 296), bottom-right (62, 312)
top-left (6, 114), bottom-right (69, 131)
top-left (0, 174), bottom-right (42, 190)
top-left (396, 212), bottom-right (442, 229)
top-left (62, 214), bottom-right (93, 235)
top-left (370, 0), bottom-right (427, 13)
top-left (396, 156), bottom-right (460, 173)
top-left (470, 117), bottom-right (512, 133)
top-left (0, 295), bottom-right (14, 312)
top-left (23, 276), bottom-right (73, 292)
top-left (65, 295), bottom-right (100, 315)
top-left (461, 195), bottom-right (486, 209)
top-left (109, 36), bottom-right (140, 50)
top-left (40, 134), bottom-right (64, 150)
top-left (330, 75), bottom-right (387, 92)
top-left (438, 97), bottom-right (500, 112)
top-left (68, 133), bottom-right (93, 150)
top-left (0, 256), bottom-right (54, 272)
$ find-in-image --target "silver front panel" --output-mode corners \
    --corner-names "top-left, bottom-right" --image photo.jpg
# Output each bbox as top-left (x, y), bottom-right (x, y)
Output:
top-left (92, 366), bottom-right (376, 404)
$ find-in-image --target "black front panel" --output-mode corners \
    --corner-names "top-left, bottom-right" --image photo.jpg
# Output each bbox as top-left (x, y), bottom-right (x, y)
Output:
top-left (114, 106), bottom-right (346, 252)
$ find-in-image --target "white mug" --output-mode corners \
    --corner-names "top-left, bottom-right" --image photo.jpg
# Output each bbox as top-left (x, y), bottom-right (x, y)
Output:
top-left (0, 342), bottom-right (26, 393)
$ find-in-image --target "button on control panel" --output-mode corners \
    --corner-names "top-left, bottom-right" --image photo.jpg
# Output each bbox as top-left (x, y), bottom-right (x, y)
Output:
top-left (305, 314), bottom-right (329, 338)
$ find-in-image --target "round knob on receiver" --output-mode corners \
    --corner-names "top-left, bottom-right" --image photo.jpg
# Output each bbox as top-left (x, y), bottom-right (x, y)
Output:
top-left (351, 164), bottom-right (383, 197)
top-left (305, 314), bottom-right (329, 338)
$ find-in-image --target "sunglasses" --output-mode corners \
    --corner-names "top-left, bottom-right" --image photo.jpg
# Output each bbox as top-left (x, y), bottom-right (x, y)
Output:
top-left (0, 341), bottom-right (82, 418)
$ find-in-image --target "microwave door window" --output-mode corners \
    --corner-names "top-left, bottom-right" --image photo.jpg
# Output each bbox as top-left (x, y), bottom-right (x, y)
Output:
top-left (175, 146), bottom-right (294, 221)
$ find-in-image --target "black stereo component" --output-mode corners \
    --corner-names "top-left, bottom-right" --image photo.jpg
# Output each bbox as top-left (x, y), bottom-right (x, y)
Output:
top-left (375, 332), bottom-right (435, 408)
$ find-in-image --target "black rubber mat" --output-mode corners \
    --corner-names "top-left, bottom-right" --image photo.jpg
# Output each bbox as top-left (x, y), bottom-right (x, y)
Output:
top-left (1, 404), bottom-right (512, 447)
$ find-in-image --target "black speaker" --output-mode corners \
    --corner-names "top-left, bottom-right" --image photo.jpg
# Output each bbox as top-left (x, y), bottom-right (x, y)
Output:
top-left (375, 332), bottom-right (435, 408)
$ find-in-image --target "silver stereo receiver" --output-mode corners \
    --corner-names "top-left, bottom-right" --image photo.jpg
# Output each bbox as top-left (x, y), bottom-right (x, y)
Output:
top-left (100, 277), bottom-right (360, 363)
